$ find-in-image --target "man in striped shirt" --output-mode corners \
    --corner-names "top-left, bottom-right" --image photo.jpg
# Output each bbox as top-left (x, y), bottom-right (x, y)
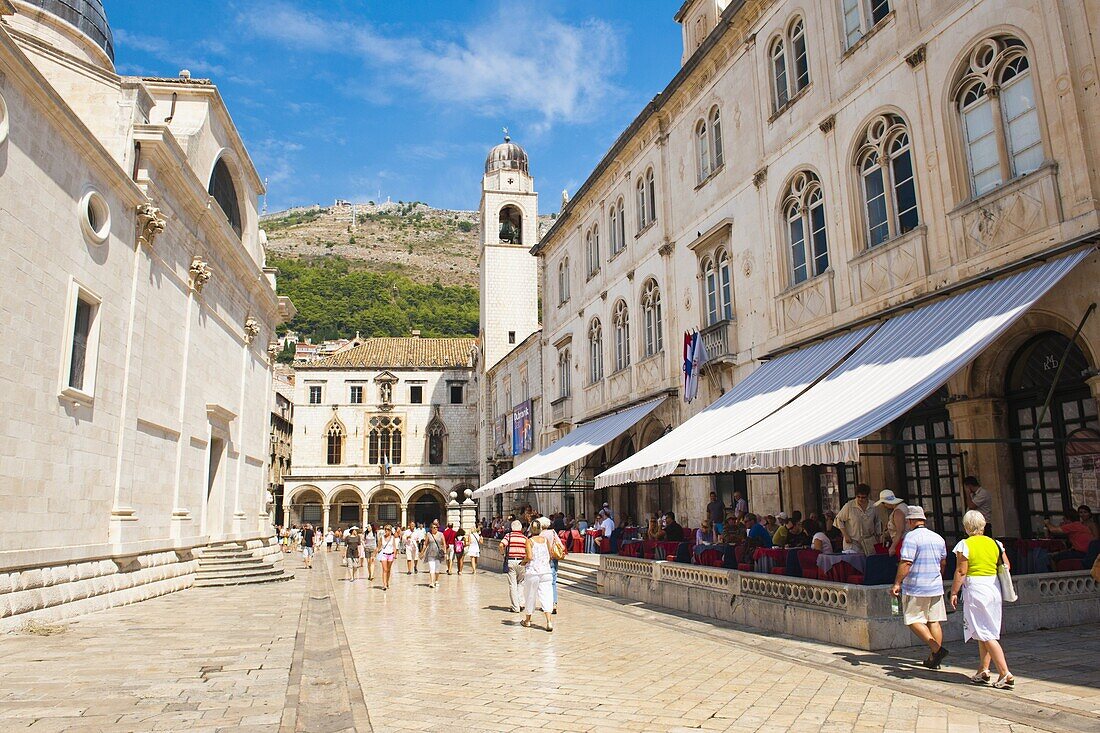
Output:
top-left (892, 505), bottom-right (949, 669)
top-left (499, 520), bottom-right (527, 612)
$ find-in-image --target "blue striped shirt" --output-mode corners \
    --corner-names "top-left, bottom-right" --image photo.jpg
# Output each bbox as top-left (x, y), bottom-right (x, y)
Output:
top-left (899, 526), bottom-right (946, 597)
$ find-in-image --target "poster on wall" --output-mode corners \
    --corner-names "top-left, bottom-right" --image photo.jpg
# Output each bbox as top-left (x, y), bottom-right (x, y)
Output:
top-left (1067, 428), bottom-right (1100, 510)
top-left (494, 416), bottom-right (508, 457)
top-left (512, 400), bottom-right (533, 456)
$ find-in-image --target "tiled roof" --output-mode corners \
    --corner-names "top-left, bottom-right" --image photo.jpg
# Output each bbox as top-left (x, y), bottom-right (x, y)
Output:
top-left (303, 337), bottom-right (476, 369)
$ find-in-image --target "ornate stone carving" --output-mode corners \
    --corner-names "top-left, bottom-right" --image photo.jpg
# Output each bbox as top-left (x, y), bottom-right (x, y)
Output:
top-left (136, 203), bottom-right (166, 248)
top-left (658, 240), bottom-right (675, 257)
top-left (266, 341), bottom-right (280, 363)
top-left (818, 115), bottom-right (835, 134)
top-left (189, 256), bottom-right (212, 292)
top-left (752, 166), bottom-right (768, 188)
top-left (956, 165), bottom-right (1060, 258)
top-left (780, 275), bottom-right (833, 330)
top-left (243, 316), bottom-right (260, 345)
top-left (905, 44), bottom-right (926, 68)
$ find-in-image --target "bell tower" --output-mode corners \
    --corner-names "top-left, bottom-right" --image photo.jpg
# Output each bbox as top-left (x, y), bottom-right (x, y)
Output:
top-left (479, 132), bottom-right (539, 370)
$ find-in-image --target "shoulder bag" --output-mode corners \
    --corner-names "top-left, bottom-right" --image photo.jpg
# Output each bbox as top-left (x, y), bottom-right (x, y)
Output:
top-left (549, 533), bottom-right (567, 561)
top-left (995, 539), bottom-right (1018, 603)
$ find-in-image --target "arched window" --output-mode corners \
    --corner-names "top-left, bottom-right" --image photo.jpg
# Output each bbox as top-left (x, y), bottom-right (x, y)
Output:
top-left (615, 197), bottom-right (626, 252)
top-left (702, 258), bottom-right (719, 326)
top-left (588, 318), bottom-right (604, 383)
top-left (636, 177), bottom-right (648, 230)
top-left (427, 420), bottom-right (446, 465)
top-left (841, 0), bottom-right (891, 50)
top-left (771, 18), bottom-right (810, 111)
top-left (956, 37), bottom-right (1042, 197)
top-left (208, 158), bottom-right (242, 237)
top-left (367, 416), bottom-right (402, 465)
top-left (641, 280), bottom-right (663, 358)
top-left (717, 249), bottom-right (733, 321)
top-left (612, 300), bottom-right (631, 372)
top-left (558, 257), bottom-right (570, 305)
top-left (586, 226), bottom-right (600, 277)
top-left (607, 204), bottom-right (619, 255)
top-left (645, 168), bottom-right (657, 224)
top-left (856, 113), bottom-right (919, 248)
top-left (498, 205), bottom-right (523, 244)
top-left (696, 119), bottom-right (711, 182)
top-left (558, 347), bottom-right (571, 399)
top-left (710, 107), bottom-right (724, 170)
top-left (326, 421), bottom-right (344, 465)
top-left (783, 171), bottom-right (829, 285)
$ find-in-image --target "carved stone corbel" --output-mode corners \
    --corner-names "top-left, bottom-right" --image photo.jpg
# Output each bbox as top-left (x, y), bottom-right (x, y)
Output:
top-left (905, 44), bottom-right (926, 68)
top-left (189, 256), bottom-right (212, 292)
top-left (818, 115), bottom-right (835, 134)
top-left (658, 240), bottom-right (675, 257)
top-left (753, 166), bottom-right (768, 188)
top-left (136, 203), bottom-right (166, 248)
top-left (243, 316), bottom-right (260, 345)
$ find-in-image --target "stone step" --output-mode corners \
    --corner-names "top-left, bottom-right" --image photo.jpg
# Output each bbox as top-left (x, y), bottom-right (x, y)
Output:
top-left (197, 550), bottom-right (252, 559)
top-left (194, 573), bottom-right (293, 588)
top-left (196, 565), bottom-right (285, 579)
top-left (196, 560), bottom-right (268, 572)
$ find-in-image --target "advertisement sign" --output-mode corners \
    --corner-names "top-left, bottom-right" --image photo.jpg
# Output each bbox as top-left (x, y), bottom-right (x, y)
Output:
top-left (512, 400), bottom-right (533, 456)
top-left (494, 416), bottom-right (508, 457)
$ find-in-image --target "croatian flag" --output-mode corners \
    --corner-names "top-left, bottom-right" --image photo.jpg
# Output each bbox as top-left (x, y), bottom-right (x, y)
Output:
top-left (683, 331), bottom-right (708, 403)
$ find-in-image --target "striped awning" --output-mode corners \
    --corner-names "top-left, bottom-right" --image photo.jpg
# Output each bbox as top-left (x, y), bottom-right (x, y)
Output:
top-left (681, 249), bottom-right (1090, 473)
top-left (594, 326), bottom-right (877, 489)
top-left (473, 396), bottom-right (667, 499)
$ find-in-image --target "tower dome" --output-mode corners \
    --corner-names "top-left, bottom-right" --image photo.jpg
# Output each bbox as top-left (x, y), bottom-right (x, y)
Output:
top-left (485, 134), bottom-right (528, 175)
top-left (18, 0), bottom-right (114, 63)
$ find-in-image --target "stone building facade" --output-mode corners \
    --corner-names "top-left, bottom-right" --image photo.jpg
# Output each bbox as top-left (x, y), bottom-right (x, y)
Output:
top-left (269, 367), bottom-right (294, 524)
top-left (0, 0), bottom-right (292, 629)
top-left (284, 337), bottom-right (479, 532)
top-left (527, 0), bottom-right (1100, 535)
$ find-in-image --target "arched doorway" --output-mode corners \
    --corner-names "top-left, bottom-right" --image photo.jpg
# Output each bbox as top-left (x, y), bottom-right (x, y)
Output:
top-left (1006, 332), bottom-right (1098, 536)
top-left (367, 488), bottom-right (401, 527)
top-left (287, 487), bottom-right (324, 527)
top-left (891, 386), bottom-right (965, 537)
top-left (407, 487), bottom-right (445, 526)
top-left (329, 487), bottom-right (364, 531)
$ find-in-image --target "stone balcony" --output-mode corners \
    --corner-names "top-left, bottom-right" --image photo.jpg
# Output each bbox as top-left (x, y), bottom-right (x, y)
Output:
top-left (551, 395), bottom-right (572, 426)
top-left (700, 317), bottom-right (737, 364)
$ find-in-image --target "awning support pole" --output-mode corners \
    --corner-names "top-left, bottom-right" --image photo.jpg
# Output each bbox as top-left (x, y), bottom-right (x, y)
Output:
top-left (1033, 302), bottom-right (1096, 440)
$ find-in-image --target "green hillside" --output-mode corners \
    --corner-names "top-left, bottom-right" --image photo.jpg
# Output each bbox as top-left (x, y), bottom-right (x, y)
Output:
top-left (271, 255), bottom-right (479, 343)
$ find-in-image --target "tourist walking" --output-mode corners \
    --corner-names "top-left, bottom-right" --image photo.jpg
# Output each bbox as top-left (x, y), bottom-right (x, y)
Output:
top-left (522, 523), bottom-right (555, 631)
top-left (443, 522), bottom-right (457, 574)
top-left (465, 526), bottom-right (482, 573)
top-left (837, 483), bottom-right (882, 555)
top-left (421, 520), bottom-right (447, 588)
top-left (362, 524), bottom-right (377, 581)
top-left (891, 506), bottom-right (949, 669)
top-left (500, 520), bottom-right (527, 612)
top-left (454, 529), bottom-right (466, 574)
top-left (538, 516), bottom-right (565, 615)
top-left (325, 529), bottom-right (334, 552)
top-left (301, 524), bottom-right (316, 569)
top-left (344, 528), bottom-right (362, 582)
top-left (950, 510), bottom-right (1015, 688)
top-left (403, 522), bottom-right (417, 574)
top-left (378, 525), bottom-right (398, 591)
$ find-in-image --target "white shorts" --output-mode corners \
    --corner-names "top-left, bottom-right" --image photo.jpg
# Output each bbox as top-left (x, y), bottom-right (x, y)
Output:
top-left (405, 545), bottom-right (417, 561)
top-left (903, 594), bottom-right (947, 625)
top-left (302, 546), bottom-right (313, 558)
top-left (427, 559), bottom-right (440, 575)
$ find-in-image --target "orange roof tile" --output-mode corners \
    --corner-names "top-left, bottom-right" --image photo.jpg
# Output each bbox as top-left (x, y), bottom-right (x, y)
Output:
top-left (303, 337), bottom-right (476, 369)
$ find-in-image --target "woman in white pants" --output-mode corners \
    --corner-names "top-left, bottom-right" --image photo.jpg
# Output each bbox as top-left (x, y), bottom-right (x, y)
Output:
top-left (522, 526), bottom-right (554, 632)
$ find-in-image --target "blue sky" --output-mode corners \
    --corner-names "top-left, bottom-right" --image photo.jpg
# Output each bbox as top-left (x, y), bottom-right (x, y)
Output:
top-left (109, 1), bottom-right (683, 213)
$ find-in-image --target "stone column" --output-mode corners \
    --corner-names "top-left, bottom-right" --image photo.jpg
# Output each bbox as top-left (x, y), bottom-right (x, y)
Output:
top-left (460, 489), bottom-right (477, 531)
top-left (446, 491), bottom-right (461, 528)
top-left (400, 503), bottom-right (408, 528)
top-left (946, 396), bottom-right (1018, 535)
top-left (282, 505), bottom-right (291, 530)
top-left (322, 504), bottom-right (331, 535)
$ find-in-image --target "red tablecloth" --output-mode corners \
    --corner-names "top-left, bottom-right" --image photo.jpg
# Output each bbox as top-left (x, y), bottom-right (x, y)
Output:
top-left (753, 547), bottom-right (787, 573)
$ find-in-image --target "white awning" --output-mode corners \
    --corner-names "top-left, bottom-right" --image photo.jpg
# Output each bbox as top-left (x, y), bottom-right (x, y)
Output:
top-left (683, 250), bottom-right (1090, 473)
top-left (473, 396), bottom-right (667, 499)
top-left (594, 326), bottom-right (877, 489)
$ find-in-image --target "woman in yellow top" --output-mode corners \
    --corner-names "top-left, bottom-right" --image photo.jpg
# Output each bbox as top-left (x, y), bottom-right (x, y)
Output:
top-left (950, 510), bottom-right (1014, 689)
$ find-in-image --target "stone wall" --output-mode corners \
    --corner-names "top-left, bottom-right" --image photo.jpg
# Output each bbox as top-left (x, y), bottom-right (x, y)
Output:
top-left (598, 557), bottom-right (1100, 651)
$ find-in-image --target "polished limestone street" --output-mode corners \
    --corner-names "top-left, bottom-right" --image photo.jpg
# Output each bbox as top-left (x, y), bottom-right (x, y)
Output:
top-left (1, 552), bottom-right (1098, 733)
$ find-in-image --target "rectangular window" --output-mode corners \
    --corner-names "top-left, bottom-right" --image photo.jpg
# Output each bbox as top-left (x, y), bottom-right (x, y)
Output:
top-left (309, 385), bottom-right (322, 404)
top-left (449, 383), bottom-right (464, 404)
top-left (68, 299), bottom-right (93, 390)
top-left (62, 283), bottom-right (101, 400)
top-left (842, 0), bottom-right (862, 48)
top-left (349, 385), bottom-right (363, 404)
top-left (410, 385), bottom-right (423, 404)
top-left (508, 331), bottom-right (516, 344)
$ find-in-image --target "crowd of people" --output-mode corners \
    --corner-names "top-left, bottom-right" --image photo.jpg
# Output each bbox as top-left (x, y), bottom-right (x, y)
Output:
top-left (275, 520), bottom-right (484, 590)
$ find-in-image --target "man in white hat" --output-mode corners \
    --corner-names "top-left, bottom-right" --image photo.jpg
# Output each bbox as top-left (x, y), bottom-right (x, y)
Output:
top-left (891, 505), bottom-right (949, 669)
top-left (874, 489), bottom-right (908, 555)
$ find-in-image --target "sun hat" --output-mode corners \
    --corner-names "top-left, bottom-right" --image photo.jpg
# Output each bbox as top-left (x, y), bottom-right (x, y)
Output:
top-left (874, 490), bottom-right (904, 507)
top-left (775, 512), bottom-right (789, 521)
top-left (905, 505), bottom-right (927, 521)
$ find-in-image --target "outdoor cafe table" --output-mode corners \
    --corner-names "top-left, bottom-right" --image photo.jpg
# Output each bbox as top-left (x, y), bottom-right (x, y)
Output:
top-left (753, 547), bottom-right (787, 573)
top-left (816, 551), bottom-right (867, 576)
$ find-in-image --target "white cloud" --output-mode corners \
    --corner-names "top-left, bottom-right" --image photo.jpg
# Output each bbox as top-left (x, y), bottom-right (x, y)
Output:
top-left (241, 2), bottom-right (624, 129)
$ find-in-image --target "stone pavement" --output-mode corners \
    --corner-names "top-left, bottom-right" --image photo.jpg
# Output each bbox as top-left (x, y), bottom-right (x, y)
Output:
top-left (0, 549), bottom-right (1098, 732)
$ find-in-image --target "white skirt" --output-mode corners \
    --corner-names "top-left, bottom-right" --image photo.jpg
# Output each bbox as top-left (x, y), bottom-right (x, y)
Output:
top-left (962, 575), bottom-right (1002, 642)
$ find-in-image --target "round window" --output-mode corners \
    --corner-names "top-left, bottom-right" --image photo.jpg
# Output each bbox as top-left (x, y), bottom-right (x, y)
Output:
top-left (0, 92), bottom-right (8, 145)
top-left (80, 190), bottom-right (111, 244)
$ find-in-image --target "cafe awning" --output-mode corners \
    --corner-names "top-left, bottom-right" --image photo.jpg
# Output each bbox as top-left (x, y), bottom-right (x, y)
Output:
top-left (681, 249), bottom-right (1090, 473)
top-left (473, 396), bottom-right (667, 499)
top-left (594, 326), bottom-right (877, 489)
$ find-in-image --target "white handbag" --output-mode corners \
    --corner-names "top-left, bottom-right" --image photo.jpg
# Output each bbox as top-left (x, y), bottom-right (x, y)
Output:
top-left (996, 542), bottom-right (1018, 603)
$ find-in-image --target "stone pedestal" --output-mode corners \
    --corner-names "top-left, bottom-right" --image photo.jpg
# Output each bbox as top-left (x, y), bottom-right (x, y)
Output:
top-left (460, 490), bottom-right (477, 530)
top-left (170, 508), bottom-right (192, 540)
top-left (108, 506), bottom-right (138, 546)
top-left (446, 491), bottom-right (461, 529)
top-left (946, 396), bottom-right (1018, 535)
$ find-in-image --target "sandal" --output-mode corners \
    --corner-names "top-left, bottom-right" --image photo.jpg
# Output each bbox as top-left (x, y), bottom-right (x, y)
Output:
top-left (546, 622), bottom-right (554, 633)
top-left (520, 619), bottom-right (532, 628)
top-left (970, 671), bottom-right (990, 684)
top-left (993, 674), bottom-right (1015, 689)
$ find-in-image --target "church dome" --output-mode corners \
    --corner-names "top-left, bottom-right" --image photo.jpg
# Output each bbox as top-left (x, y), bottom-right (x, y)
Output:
top-left (20, 0), bottom-right (114, 62)
top-left (485, 134), bottom-right (528, 175)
